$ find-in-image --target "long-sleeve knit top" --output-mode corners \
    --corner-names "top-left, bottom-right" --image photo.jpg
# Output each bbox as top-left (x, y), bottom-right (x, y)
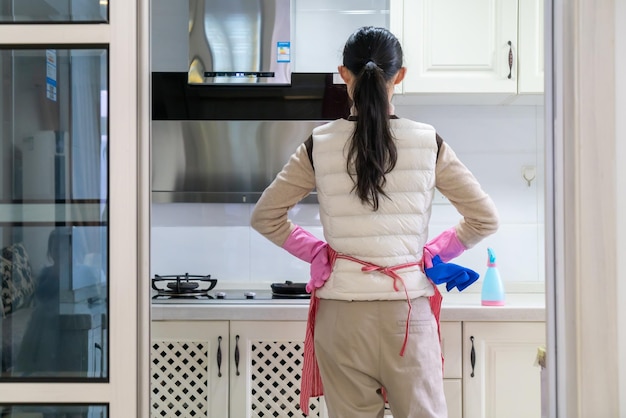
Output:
top-left (251, 117), bottom-right (499, 300)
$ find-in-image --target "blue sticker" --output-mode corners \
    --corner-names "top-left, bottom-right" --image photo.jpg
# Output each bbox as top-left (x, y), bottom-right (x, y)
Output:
top-left (277, 41), bottom-right (290, 63)
top-left (46, 49), bottom-right (57, 102)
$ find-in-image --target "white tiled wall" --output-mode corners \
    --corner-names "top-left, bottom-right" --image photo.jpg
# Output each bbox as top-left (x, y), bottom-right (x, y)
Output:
top-left (151, 105), bottom-right (545, 289)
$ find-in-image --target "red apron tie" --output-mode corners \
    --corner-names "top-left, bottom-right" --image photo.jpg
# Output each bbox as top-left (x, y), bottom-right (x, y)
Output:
top-left (300, 290), bottom-right (322, 416)
top-left (299, 247), bottom-right (443, 416)
top-left (330, 249), bottom-right (419, 356)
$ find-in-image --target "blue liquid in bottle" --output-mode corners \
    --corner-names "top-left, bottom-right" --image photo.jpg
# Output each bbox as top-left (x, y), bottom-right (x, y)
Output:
top-left (481, 248), bottom-right (505, 306)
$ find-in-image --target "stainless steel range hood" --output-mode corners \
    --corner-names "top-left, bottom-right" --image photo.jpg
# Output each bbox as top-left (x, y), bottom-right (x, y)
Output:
top-left (188, 0), bottom-right (292, 85)
top-left (152, 120), bottom-right (326, 203)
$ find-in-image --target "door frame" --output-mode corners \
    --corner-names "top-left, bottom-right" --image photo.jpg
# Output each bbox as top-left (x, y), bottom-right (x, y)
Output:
top-left (0, 0), bottom-right (151, 416)
top-left (548, 0), bottom-right (622, 417)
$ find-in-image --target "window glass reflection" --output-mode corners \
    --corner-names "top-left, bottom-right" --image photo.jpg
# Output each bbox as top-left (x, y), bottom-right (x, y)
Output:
top-left (0, 404), bottom-right (107, 417)
top-left (0, 0), bottom-right (107, 22)
top-left (0, 48), bottom-right (108, 380)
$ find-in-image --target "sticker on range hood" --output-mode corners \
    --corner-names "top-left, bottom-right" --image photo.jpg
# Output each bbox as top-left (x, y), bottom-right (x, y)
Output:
top-left (277, 41), bottom-right (291, 63)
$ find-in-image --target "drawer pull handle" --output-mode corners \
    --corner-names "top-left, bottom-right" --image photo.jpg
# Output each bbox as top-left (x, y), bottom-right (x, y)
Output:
top-left (217, 336), bottom-right (222, 377)
top-left (235, 335), bottom-right (241, 376)
top-left (507, 41), bottom-right (513, 79)
top-left (470, 335), bottom-right (476, 377)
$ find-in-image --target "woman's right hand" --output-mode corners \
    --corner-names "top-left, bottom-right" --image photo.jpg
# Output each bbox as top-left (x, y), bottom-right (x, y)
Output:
top-left (423, 226), bottom-right (466, 268)
top-left (307, 244), bottom-right (331, 293)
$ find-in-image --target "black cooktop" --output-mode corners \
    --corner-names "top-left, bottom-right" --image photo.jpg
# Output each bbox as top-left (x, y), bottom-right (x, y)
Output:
top-left (151, 276), bottom-right (310, 301)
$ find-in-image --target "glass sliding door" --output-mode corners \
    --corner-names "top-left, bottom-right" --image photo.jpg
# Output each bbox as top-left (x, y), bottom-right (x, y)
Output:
top-left (0, 404), bottom-right (108, 416)
top-left (0, 0), bottom-right (108, 22)
top-left (0, 47), bottom-right (108, 381)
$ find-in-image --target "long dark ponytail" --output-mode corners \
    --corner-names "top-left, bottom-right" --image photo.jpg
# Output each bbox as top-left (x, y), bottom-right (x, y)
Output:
top-left (343, 26), bottom-right (403, 210)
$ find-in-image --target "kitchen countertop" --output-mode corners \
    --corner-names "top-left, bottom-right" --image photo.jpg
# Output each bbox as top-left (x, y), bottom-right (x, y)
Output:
top-left (151, 291), bottom-right (546, 322)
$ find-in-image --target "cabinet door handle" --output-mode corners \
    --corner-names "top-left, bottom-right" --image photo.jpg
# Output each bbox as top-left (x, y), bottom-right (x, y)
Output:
top-left (507, 41), bottom-right (513, 79)
top-left (217, 336), bottom-right (222, 377)
top-left (470, 336), bottom-right (476, 377)
top-left (234, 335), bottom-right (241, 376)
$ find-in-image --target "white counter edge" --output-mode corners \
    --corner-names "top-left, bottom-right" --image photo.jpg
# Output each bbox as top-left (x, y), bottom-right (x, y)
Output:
top-left (152, 298), bottom-right (545, 322)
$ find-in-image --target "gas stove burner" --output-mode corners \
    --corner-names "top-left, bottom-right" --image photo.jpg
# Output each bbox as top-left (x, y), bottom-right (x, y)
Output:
top-left (152, 273), bottom-right (218, 297)
top-left (167, 281), bottom-right (199, 291)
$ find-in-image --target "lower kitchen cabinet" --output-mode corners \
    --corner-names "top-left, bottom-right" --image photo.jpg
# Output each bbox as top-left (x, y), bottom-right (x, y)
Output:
top-left (463, 321), bottom-right (546, 418)
top-left (151, 320), bottom-right (230, 417)
top-left (229, 321), bottom-right (328, 418)
top-left (150, 320), bottom-right (328, 418)
top-left (151, 319), bottom-right (544, 418)
top-left (230, 321), bottom-right (463, 418)
top-left (150, 319), bottom-right (460, 418)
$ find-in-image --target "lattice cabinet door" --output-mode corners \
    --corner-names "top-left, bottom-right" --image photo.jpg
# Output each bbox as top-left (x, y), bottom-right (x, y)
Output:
top-left (229, 321), bottom-right (328, 418)
top-left (151, 320), bottom-right (230, 418)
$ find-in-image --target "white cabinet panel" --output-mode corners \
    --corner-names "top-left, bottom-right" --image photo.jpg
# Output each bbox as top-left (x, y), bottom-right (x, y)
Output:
top-left (518, 0), bottom-right (545, 93)
top-left (392, 0), bottom-right (545, 98)
top-left (463, 321), bottom-right (545, 418)
top-left (400, 0), bottom-right (519, 94)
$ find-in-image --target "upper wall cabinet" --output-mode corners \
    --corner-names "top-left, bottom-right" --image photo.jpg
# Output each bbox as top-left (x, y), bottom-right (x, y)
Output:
top-left (391, 0), bottom-right (544, 98)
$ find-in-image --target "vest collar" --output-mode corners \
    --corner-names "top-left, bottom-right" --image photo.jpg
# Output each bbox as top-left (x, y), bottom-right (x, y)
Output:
top-left (347, 115), bottom-right (399, 121)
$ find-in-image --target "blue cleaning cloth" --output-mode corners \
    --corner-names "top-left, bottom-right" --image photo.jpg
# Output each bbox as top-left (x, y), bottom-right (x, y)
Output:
top-left (424, 255), bottom-right (480, 292)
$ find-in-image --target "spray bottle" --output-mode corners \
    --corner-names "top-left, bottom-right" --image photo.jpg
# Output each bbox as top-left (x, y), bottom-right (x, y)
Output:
top-left (481, 247), bottom-right (505, 306)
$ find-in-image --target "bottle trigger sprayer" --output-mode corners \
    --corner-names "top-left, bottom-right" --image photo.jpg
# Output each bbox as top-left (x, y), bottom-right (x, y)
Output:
top-left (481, 248), bottom-right (505, 306)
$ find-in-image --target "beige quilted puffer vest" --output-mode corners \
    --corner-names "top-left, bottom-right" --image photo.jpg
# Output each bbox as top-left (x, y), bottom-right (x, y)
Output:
top-left (313, 118), bottom-right (439, 301)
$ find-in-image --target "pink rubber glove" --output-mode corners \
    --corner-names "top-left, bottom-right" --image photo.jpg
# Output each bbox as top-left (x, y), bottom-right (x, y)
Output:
top-left (282, 226), bottom-right (332, 293)
top-left (423, 227), bottom-right (467, 269)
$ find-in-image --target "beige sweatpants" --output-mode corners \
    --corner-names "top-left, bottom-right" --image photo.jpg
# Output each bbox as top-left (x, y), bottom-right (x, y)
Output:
top-left (314, 297), bottom-right (448, 418)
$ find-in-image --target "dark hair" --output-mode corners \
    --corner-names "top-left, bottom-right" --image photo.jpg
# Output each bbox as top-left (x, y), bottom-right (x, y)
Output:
top-left (47, 228), bottom-right (70, 264)
top-left (343, 26), bottom-right (403, 210)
